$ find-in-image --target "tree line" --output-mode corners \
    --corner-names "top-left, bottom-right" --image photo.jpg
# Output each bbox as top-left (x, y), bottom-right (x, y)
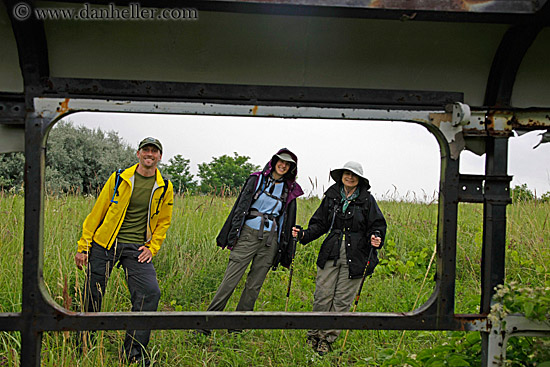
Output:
top-left (1, 121), bottom-right (548, 201)
top-left (0, 121), bottom-right (259, 195)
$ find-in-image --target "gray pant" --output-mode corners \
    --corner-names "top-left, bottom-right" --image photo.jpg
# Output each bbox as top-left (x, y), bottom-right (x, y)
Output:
top-left (207, 225), bottom-right (278, 312)
top-left (85, 241), bottom-right (161, 360)
top-left (307, 239), bottom-right (362, 343)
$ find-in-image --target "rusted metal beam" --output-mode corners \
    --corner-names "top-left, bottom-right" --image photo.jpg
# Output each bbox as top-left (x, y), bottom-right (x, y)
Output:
top-left (484, 25), bottom-right (542, 108)
top-left (484, 1), bottom-right (550, 107)
top-left (197, 0), bottom-right (546, 14)
top-left (458, 174), bottom-right (512, 204)
top-left (20, 115), bottom-right (49, 367)
top-left (0, 310), bottom-right (489, 332)
top-left (45, 0), bottom-right (550, 24)
top-left (0, 93), bottom-right (25, 124)
top-left (42, 77), bottom-right (461, 109)
top-left (480, 136), bottom-right (510, 367)
top-left (0, 93), bottom-right (25, 152)
top-left (3, 0), bottom-right (49, 105)
top-left (434, 137), bottom-right (459, 319)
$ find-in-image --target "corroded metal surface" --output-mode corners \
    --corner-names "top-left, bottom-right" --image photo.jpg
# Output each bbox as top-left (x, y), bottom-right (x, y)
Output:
top-left (214, 0), bottom-right (545, 13)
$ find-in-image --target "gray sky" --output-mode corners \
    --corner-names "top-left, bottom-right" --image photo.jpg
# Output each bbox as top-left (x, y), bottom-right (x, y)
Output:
top-left (68, 112), bottom-right (550, 200)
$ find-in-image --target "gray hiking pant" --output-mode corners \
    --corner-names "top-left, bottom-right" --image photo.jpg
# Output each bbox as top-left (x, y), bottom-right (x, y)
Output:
top-left (207, 225), bottom-right (278, 312)
top-left (307, 239), bottom-right (362, 343)
top-left (85, 241), bottom-right (161, 360)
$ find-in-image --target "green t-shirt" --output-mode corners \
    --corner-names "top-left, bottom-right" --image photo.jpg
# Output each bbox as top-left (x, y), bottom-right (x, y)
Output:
top-left (117, 172), bottom-right (155, 244)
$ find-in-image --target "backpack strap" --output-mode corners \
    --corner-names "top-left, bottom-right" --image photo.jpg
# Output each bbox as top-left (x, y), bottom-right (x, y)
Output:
top-left (153, 179), bottom-right (169, 216)
top-left (110, 169), bottom-right (124, 204)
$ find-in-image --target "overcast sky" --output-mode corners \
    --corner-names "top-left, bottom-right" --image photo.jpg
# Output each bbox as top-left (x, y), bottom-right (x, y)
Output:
top-left (68, 112), bottom-right (550, 200)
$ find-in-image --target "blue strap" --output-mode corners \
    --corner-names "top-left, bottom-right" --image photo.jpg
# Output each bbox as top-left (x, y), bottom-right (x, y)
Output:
top-left (110, 169), bottom-right (123, 204)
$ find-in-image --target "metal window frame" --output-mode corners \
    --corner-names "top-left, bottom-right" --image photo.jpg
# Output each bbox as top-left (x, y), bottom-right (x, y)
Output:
top-left (0, 89), bottom-right (492, 366)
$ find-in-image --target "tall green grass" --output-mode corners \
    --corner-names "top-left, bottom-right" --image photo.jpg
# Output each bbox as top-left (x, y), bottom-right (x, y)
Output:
top-left (0, 191), bottom-right (548, 366)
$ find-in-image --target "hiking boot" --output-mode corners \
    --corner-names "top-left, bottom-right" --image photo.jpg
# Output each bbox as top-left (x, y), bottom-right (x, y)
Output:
top-left (306, 336), bottom-right (319, 350)
top-left (316, 339), bottom-right (332, 356)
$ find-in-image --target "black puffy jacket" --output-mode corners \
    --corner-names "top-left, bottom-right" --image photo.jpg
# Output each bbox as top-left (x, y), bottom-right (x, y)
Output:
top-left (301, 183), bottom-right (387, 279)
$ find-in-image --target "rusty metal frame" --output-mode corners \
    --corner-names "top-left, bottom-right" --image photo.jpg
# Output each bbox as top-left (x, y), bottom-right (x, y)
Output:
top-left (3, 93), bottom-right (492, 367)
top-left (1, 1), bottom-right (550, 366)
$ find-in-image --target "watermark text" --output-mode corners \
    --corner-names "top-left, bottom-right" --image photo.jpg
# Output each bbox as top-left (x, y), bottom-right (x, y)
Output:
top-left (12, 2), bottom-right (198, 21)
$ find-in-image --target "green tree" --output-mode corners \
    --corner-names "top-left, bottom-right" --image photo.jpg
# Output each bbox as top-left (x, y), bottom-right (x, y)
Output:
top-left (198, 152), bottom-right (260, 194)
top-left (511, 184), bottom-right (535, 202)
top-left (44, 120), bottom-right (136, 194)
top-left (0, 152), bottom-right (25, 191)
top-left (160, 154), bottom-right (196, 194)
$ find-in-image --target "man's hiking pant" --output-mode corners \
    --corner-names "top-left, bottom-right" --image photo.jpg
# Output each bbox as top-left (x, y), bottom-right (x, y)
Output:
top-left (207, 225), bottom-right (278, 313)
top-left (84, 241), bottom-right (161, 360)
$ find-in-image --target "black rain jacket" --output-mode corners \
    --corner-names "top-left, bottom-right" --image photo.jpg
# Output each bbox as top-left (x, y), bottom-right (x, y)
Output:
top-left (301, 182), bottom-right (387, 279)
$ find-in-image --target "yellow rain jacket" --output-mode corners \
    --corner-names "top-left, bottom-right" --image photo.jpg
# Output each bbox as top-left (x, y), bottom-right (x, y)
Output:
top-left (77, 164), bottom-right (174, 256)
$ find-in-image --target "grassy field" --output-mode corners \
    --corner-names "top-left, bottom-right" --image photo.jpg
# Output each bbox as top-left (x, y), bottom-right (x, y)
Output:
top-left (0, 191), bottom-right (548, 366)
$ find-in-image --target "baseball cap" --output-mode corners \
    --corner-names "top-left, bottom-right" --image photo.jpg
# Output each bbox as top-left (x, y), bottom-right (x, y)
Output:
top-left (138, 137), bottom-right (163, 152)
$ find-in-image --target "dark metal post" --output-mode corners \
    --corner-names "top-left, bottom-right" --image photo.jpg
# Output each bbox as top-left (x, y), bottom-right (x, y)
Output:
top-left (480, 136), bottom-right (510, 366)
top-left (435, 151), bottom-right (459, 320)
top-left (21, 115), bottom-right (47, 367)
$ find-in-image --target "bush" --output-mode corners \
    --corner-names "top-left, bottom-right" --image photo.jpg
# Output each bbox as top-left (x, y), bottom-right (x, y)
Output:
top-left (511, 184), bottom-right (535, 202)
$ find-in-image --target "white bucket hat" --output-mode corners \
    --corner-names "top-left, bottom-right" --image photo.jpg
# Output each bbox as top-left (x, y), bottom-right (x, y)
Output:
top-left (330, 161), bottom-right (370, 188)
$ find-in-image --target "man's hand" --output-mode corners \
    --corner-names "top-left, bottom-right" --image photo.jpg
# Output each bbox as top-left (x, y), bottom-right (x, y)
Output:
top-left (75, 252), bottom-right (88, 270)
top-left (138, 246), bottom-right (153, 263)
top-left (370, 234), bottom-right (382, 248)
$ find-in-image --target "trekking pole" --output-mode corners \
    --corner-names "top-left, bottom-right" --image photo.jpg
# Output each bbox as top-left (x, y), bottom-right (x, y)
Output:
top-left (338, 232), bottom-right (380, 366)
top-left (285, 225), bottom-right (301, 312)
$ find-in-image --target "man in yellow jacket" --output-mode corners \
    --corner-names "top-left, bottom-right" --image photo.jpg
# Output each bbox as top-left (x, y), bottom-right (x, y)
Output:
top-left (75, 137), bottom-right (174, 366)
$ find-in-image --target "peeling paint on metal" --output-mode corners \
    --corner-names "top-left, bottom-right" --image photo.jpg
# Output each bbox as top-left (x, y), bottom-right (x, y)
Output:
top-left (428, 112), bottom-right (452, 128)
top-left (56, 98), bottom-right (70, 115)
top-left (455, 315), bottom-right (488, 332)
top-left (428, 113), bottom-right (466, 158)
top-left (486, 110), bottom-right (513, 136)
top-left (33, 97), bottom-right (443, 122)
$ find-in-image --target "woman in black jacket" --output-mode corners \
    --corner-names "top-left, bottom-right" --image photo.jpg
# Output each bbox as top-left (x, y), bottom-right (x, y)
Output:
top-left (293, 161), bottom-right (386, 355)
top-left (198, 148), bottom-right (303, 335)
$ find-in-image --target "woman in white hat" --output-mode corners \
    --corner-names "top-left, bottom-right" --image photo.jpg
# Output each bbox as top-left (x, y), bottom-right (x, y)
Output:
top-left (292, 161), bottom-right (387, 355)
